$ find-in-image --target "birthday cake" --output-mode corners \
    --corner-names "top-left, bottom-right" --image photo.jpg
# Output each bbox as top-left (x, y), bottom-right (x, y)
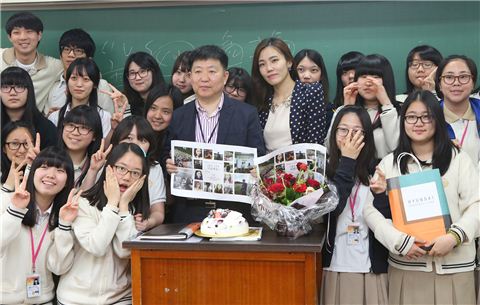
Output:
top-left (200, 209), bottom-right (249, 236)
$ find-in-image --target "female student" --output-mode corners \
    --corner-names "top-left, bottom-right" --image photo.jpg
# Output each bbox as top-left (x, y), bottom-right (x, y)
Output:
top-left (56, 143), bottom-right (149, 305)
top-left (1, 67), bottom-right (58, 148)
top-left (333, 54), bottom-right (400, 159)
top-left (224, 67), bottom-right (253, 104)
top-left (364, 90), bottom-right (479, 305)
top-left (1, 147), bottom-right (79, 304)
top-left (435, 55), bottom-right (479, 165)
top-left (252, 37), bottom-right (327, 152)
top-left (48, 57), bottom-right (112, 138)
top-left (396, 45), bottom-right (443, 103)
top-left (293, 48), bottom-right (334, 127)
top-left (1, 121), bottom-right (34, 190)
top-left (58, 105), bottom-right (102, 188)
top-left (171, 50), bottom-right (195, 105)
top-left (83, 116), bottom-right (166, 231)
top-left (144, 84), bottom-right (179, 161)
top-left (321, 106), bottom-right (389, 305)
top-left (333, 51), bottom-right (364, 108)
top-left (123, 51), bottom-right (166, 115)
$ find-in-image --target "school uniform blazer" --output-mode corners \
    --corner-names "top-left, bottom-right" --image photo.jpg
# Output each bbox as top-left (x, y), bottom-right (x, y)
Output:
top-left (364, 150), bottom-right (480, 274)
top-left (441, 97), bottom-right (480, 139)
top-left (258, 80), bottom-right (327, 145)
top-left (164, 94), bottom-right (266, 156)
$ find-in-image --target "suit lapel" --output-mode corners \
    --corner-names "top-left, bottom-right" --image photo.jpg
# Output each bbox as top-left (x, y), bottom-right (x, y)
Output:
top-left (216, 97), bottom-right (234, 144)
top-left (183, 102), bottom-right (197, 141)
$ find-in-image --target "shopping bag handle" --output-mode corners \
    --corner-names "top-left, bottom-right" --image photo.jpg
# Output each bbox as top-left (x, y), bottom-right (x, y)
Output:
top-left (396, 152), bottom-right (422, 172)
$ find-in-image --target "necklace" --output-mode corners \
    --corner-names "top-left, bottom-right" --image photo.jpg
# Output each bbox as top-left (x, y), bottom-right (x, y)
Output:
top-left (270, 95), bottom-right (292, 113)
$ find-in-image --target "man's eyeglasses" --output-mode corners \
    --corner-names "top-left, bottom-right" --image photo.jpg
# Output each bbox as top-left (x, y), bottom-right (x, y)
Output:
top-left (404, 114), bottom-right (433, 124)
top-left (440, 74), bottom-right (472, 85)
top-left (61, 46), bottom-right (86, 57)
top-left (63, 123), bottom-right (93, 135)
top-left (1, 85), bottom-right (26, 94)
top-left (127, 69), bottom-right (149, 80)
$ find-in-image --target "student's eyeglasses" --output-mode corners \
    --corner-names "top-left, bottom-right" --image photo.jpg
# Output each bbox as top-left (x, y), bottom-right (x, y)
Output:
top-left (5, 141), bottom-right (29, 150)
top-left (127, 69), bottom-right (149, 80)
top-left (440, 74), bottom-right (472, 85)
top-left (113, 164), bottom-right (142, 179)
top-left (61, 46), bottom-right (86, 57)
top-left (63, 123), bottom-right (93, 135)
top-left (336, 127), bottom-right (365, 137)
top-left (404, 114), bottom-right (433, 124)
top-left (408, 61), bottom-right (435, 70)
top-left (1, 85), bottom-right (26, 93)
top-left (224, 85), bottom-right (247, 97)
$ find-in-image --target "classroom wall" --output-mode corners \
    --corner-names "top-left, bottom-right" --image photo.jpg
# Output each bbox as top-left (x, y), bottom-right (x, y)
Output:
top-left (1, 1), bottom-right (479, 97)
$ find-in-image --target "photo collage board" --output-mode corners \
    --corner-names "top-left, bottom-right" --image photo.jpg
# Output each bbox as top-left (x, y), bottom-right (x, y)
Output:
top-left (171, 140), bottom-right (257, 203)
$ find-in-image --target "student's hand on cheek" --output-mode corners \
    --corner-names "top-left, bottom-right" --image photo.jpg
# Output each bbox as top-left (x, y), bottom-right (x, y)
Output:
top-left (343, 82), bottom-right (359, 105)
top-left (60, 189), bottom-right (82, 223)
top-left (11, 166), bottom-right (30, 209)
top-left (119, 175), bottom-right (146, 210)
top-left (104, 165), bottom-right (121, 207)
top-left (420, 67), bottom-right (437, 92)
top-left (369, 166), bottom-right (386, 194)
top-left (367, 76), bottom-right (390, 106)
top-left (339, 129), bottom-right (364, 160)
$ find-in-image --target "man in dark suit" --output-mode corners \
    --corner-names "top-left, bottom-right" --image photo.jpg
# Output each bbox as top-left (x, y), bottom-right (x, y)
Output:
top-left (165, 45), bottom-right (266, 223)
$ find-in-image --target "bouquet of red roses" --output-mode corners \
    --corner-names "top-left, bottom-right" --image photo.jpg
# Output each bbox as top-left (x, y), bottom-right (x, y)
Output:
top-left (251, 162), bottom-right (338, 238)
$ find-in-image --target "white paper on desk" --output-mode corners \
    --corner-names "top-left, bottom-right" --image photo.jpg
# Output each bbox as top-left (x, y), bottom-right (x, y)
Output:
top-left (171, 140), bottom-right (257, 203)
top-left (135, 236), bottom-right (204, 243)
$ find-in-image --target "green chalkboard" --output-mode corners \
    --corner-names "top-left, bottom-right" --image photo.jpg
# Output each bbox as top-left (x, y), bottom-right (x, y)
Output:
top-left (1, 1), bottom-right (479, 95)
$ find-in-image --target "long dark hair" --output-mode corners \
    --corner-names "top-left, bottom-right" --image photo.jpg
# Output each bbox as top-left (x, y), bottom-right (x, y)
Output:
top-left (394, 90), bottom-right (456, 175)
top-left (251, 37), bottom-right (297, 111)
top-left (354, 54), bottom-right (399, 129)
top-left (110, 116), bottom-right (157, 165)
top-left (123, 52), bottom-right (166, 116)
top-left (82, 143), bottom-right (150, 219)
top-left (333, 51), bottom-right (364, 108)
top-left (1, 121), bottom-right (35, 183)
top-left (23, 147), bottom-right (74, 230)
top-left (1, 67), bottom-right (42, 127)
top-left (58, 105), bottom-right (102, 187)
top-left (404, 45), bottom-right (442, 94)
top-left (171, 51), bottom-right (194, 99)
top-left (294, 49), bottom-right (330, 102)
top-left (326, 106), bottom-right (375, 186)
top-left (58, 58), bottom-right (101, 129)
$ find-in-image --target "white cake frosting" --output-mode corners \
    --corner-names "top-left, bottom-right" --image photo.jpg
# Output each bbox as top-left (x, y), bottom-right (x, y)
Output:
top-left (200, 209), bottom-right (249, 236)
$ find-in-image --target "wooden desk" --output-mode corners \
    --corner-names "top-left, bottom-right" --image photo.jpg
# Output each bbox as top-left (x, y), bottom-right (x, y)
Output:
top-left (123, 225), bottom-right (325, 305)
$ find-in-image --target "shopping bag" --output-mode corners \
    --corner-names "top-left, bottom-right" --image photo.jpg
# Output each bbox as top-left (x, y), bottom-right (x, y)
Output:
top-left (387, 153), bottom-right (452, 243)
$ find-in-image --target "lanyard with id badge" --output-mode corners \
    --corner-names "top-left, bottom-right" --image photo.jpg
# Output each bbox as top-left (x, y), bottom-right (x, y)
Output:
top-left (347, 183), bottom-right (361, 246)
top-left (26, 224), bottom-right (48, 298)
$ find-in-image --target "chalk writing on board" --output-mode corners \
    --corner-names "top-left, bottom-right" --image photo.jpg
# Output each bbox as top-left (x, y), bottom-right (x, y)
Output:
top-left (222, 30), bottom-right (244, 67)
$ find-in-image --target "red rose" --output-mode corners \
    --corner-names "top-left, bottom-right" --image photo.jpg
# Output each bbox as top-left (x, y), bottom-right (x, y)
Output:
top-left (307, 178), bottom-right (320, 189)
top-left (293, 183), bottom-right (307, 193)
top-left (264, 178), bottom-right (274, 186)
top-left (268, 183), bottom-right (285, 193)
top-left (283, 173), bottom-right (295, 187)
top-left (296, 162), bottom-right (308, 171)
